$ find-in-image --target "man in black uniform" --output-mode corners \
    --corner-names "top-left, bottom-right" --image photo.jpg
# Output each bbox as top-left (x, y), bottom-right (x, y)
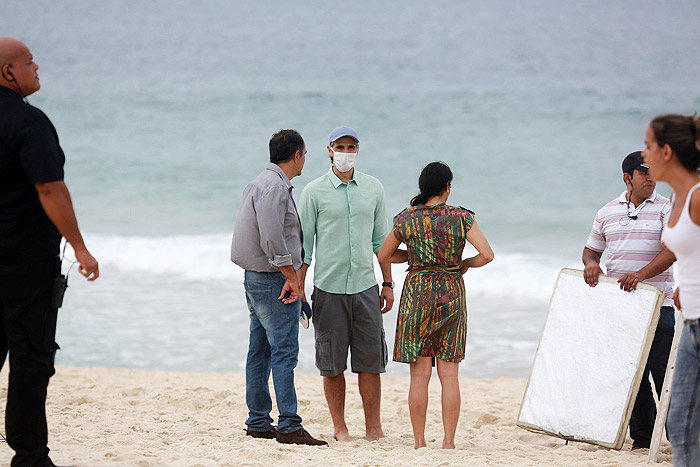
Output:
top-left (0, 37), bottom-right (99, 466)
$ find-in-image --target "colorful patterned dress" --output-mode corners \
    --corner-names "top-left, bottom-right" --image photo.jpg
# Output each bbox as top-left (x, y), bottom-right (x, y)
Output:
top-left (392, 203), bottom-right (475, 363)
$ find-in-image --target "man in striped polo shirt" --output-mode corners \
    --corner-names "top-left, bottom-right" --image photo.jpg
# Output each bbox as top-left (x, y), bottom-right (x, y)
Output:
top-left (582, 151), bottom-right (676, 450)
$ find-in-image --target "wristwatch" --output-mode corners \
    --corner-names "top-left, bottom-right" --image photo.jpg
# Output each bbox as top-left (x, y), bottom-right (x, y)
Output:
top-left (382, 281), bottom-right (395, 289)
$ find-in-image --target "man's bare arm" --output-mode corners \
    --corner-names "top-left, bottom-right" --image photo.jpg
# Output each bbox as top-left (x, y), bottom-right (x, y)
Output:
top-left (35, 180), bottom-right (99, 280)
top-left (582, 247), bottom-right (603, 287)
top-left (618, 244), bottom-right (676, 292)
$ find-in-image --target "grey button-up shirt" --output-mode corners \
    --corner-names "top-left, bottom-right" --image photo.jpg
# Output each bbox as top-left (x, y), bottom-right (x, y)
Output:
top-left (231, 163), bottom-right (303, 272)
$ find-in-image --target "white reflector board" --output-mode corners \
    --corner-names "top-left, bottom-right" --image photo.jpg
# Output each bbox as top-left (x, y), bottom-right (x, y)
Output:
top-left (517, 268), bottom-right (663, 449)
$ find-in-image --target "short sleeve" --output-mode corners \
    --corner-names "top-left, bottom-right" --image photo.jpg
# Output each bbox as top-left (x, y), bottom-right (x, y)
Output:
top-left (459, 207), bottom-right (475, 232)
top-left (460, 208), bottom-right (474, 232)
top-left (16, 110), bottom-right (65, 183)
top-left (392, 208), bottom-right (409, 242)
top-left (585, 212), bottom-right (606, 253)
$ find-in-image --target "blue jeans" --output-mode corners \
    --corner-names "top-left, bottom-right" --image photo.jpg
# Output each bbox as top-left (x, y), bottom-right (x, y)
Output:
top-left (630, 306), bottom-right (675, 447)
top-left (668, 319), bottom-right (700, 466)
top-left (243, 271), bottom-right (302, 434)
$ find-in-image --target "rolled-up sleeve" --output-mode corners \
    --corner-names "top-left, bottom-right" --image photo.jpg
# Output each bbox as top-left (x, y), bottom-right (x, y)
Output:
top-left (372, 184), bottom-right (389, 254)
top-left (256, 186), bottom-right (293, 268)
top-left (298, 186), bottom-right (317, 265)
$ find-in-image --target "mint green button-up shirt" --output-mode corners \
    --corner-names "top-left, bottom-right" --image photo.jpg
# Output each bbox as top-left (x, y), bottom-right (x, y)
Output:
top-left (299, 167), bottom-right (390, 294)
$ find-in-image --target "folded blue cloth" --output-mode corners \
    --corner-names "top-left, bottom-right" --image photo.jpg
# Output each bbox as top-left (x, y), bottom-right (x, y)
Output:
top-left (300, 300), bottom-right (312, 329)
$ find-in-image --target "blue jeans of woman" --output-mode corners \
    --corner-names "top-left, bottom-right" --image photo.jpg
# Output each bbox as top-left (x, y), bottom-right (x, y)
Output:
top-left (668, 319), bottom-right (700, 466)
top-left (243, 271), bottom-right (302, 434)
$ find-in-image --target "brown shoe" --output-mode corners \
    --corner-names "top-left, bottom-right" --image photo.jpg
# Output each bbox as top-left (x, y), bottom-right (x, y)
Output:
top-left (245, 427), bottom-right (278, 439)
top-left (276, 428), bottom-right (328, 446)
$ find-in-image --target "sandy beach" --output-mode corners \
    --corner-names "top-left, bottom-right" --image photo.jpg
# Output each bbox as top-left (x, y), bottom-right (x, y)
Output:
top-left (0, 366), bottom-right (672, 466)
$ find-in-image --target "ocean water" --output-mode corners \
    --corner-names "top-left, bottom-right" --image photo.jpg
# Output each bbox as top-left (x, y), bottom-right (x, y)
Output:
top-left (2, 0), bottom-right (700, 378)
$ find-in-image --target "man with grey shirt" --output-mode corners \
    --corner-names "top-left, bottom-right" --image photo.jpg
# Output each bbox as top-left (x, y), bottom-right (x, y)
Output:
top-left (231, 129), bottom-right (326, 447)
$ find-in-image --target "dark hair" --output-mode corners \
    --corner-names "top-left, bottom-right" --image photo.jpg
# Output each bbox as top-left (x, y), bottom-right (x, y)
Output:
top-left (269, 129), bottom-right (304, 164)
top-left (410, 161), bottom-right (453, 206)
top-left (649, 113), bottom-right (700, 172)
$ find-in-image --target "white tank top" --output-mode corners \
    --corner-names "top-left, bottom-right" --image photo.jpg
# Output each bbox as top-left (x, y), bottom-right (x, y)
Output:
top-left (663, 182), bottom-right (700, 319)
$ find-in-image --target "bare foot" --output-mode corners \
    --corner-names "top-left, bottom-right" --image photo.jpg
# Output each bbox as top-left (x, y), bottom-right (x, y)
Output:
top-left (414, 441), bottom-right (427, 449)
top-left (334, 429), bottom-right (352, 442)
top-left (442, 439), bottom-right (455, 449)
top-left (364, 429), bottom-right (386, 441)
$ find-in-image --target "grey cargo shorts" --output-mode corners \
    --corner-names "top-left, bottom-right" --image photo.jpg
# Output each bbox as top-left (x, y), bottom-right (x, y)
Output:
top-left (311, 285), bottom-right (388, 377)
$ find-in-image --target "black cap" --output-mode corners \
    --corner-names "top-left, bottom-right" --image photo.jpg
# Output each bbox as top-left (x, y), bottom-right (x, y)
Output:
top-left (622, 151), bottom-right (649, 173)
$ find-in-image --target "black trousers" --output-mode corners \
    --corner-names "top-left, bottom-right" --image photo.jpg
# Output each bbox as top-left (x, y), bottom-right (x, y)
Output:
top-left (0, 258), bottom-right (60, 467)
top-left (629, 306), bottom-right (676, 448)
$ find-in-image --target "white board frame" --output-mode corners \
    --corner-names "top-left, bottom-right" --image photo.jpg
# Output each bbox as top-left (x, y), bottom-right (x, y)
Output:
top-left (649, 315), bottom-right (684, 462)
top-left (517, 268), bottom-right (664, 449)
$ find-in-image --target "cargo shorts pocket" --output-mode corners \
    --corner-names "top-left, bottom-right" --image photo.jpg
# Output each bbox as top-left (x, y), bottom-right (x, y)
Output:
top-left (381, 328), bottom-right (388, 368)
top-left (315, 332), bottom-right (333, 372)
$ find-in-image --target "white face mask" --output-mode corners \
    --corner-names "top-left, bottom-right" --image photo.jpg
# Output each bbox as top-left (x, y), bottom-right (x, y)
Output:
top-left (331, 148), bottom-right (357, 173)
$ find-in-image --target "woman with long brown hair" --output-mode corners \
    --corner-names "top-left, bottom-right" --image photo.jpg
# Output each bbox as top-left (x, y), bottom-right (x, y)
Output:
top-left (642, 113), bottom-right (700, 466)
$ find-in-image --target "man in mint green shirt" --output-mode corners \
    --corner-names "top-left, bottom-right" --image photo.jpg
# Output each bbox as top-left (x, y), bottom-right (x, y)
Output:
top-left (298, 126), bottom-right (394, 442)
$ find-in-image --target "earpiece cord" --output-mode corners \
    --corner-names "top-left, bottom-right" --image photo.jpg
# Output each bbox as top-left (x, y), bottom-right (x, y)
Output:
top-left (60, 241), bottom-right (77, 276)
top-left (625, 179), bottom-right (638, 220)
top-left (3, 66), bottom-right (30, 104)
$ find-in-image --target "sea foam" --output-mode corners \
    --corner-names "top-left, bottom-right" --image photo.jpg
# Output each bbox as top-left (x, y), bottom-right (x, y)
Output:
top-left (79, 233), bottom-right (576, 301)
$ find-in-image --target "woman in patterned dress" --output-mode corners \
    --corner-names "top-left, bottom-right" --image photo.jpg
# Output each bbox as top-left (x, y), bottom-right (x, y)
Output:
top-left (378, 161), bottom-right (494, 449)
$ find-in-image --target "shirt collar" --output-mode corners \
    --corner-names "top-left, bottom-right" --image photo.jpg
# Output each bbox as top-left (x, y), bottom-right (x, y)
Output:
top-left (0, 85), bottom-right (22, 100)
top-left (327, 166), bottom-right (357, 188)
top-left (267, 162), bottom-right (292, 189)
top-left (617, 189), bottom-right (658, 205)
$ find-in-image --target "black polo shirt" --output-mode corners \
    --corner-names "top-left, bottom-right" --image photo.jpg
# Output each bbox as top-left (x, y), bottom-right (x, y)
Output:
top-left (0, 85), bottom-right (65, 264)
